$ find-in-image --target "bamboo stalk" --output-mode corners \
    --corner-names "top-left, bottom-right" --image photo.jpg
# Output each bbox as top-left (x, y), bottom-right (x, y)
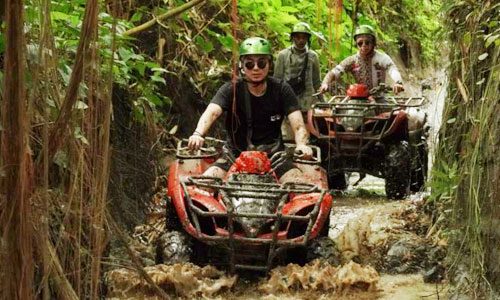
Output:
top-left (123, 0), bottom-right (206, 36)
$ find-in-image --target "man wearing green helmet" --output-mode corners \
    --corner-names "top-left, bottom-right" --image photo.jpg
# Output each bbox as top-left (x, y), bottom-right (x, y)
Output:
top-left (319, 24), bottom-right (404, 96)
top-left (274, 21), bottom-right (322, 140)
top-left (188, 37), bottom-right (312, 182)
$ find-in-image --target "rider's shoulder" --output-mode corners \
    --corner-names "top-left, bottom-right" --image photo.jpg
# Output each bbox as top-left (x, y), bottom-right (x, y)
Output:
top-left (373, 50), bottom-right (396, 65)
top-left (339, 54), bottom-right (357, 65)
top-left (308, 49), bottom-right (320, 58)
top-left (277, 47), bottom-right (293, 57)
top-left (268, 77), bottom-right (291, 92)
top-left (373, 49), bottom-right (392, 59)
top-left (268, 76), bottom-right (283, 86)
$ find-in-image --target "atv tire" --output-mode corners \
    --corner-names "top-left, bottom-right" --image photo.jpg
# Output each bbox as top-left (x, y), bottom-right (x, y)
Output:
top-left (318, 207), bottom-right (331, 238)
top-left (165, 195), bottom-right (183, 231)
top-left (410, 141), bottom-right (428, 192)
top-left (328, 171), bottom-right (348, 190)
top-left (385, 141), bottom-right (411, 200)
top-left (306, 237), bottom-right (340, 266)
top-left (157, 230), bottom-right (193, 264)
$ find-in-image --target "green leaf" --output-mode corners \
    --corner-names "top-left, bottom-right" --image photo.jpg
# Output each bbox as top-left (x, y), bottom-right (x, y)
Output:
top-left (447, 118), bottom-right (456, 124)
top-left (194, 36), bottom-right (214, 53)
top-left (51, 11), bottom-right (70, 20)
top-left (485, 34), bottom-right (499, 48)
top-left (74, 127), bottom-right (89, 145)
top-left (134, 62), bottom-right (146, 76)
top-left (151, 75), bottom-right (166, 85)
top-left (74, 101), bottom-right (88, 110)
top-left (130, 11), bottom-right (143, 23)
top-left (118, 47), bottom-right (133, 62)
top-left (151, 67), bottom-right (168, 73)
top-left (217, 35), bottom-right (234, 51)
top-left (478, 53), bottom-right (488, 61)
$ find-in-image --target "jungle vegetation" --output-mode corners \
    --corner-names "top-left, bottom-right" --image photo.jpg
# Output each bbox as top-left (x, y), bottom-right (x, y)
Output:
top-left (0, 0), bottom-right (498, 298)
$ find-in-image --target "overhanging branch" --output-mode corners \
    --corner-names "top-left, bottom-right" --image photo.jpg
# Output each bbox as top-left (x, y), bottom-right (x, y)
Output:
top-left (123, 0), bottom-right (207, 36)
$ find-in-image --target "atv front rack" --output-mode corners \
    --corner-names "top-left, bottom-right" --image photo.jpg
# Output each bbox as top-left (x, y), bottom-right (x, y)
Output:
top-left (310, 96), bottom-right (425, 175)
top-left (312, 96), bottom-right (424, 143)
top-left (180, 176), bottom-right (327, 273)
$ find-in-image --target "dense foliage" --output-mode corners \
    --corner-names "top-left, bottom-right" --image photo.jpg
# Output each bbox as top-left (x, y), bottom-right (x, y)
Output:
top-left (432, 0), bottom-right (499, 297)
top-left (1, 0), bottom-right (442, 125)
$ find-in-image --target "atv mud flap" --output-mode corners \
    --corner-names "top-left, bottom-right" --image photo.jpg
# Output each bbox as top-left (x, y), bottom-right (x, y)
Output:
top-left (180, 177), bottom-right (329, 273)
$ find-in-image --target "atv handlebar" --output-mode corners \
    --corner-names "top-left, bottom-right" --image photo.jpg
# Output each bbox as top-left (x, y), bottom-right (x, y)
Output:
top-left (176, 137), bottom-right (225, 159)
top-left (322, 95), bottom-right (425, 108)
top-left (269, 144), bottom-right (321, 173)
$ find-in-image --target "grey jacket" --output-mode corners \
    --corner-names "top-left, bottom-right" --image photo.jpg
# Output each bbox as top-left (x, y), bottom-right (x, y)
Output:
top-left (274, 46), bottom-right (321, 111)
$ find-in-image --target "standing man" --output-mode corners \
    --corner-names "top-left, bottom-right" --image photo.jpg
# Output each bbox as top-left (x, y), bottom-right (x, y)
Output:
top-left (188, 37), bottom-right (312, 183)
top-left (319, 25), bottom-right (404, 97)
top-left (274, 22), bottom-right (322, 140)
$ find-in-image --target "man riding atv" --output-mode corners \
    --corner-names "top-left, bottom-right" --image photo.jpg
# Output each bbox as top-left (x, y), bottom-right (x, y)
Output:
top-left (188, 37), bottom-right (312, 183)
top-left (319, 24), bottom-right (404, 98)
top-left (162, 37), bottom-right (333, 273)
top-left (314, 25), bottom-right (428, 196)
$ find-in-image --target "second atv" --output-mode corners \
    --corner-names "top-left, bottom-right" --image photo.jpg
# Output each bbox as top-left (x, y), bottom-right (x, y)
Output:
top-left (306, 83), bottom-right (428, 199)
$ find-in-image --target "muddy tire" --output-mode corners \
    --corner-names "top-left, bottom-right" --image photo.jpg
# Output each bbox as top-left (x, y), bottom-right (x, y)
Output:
top-left (306, 237), bottom-right (340, 266)
top-left (328, 171), bottom-right (348, 190)
top-left (157, 231), bottom-right (193, 264)
top-left (165, 195), bottom-right (182, 231)
top-left (318, 208), bottom-right (331, 237)
top-left (410, 141), bottom-right (428, 192)
top-left (384, 141), bottom-right (411, 200)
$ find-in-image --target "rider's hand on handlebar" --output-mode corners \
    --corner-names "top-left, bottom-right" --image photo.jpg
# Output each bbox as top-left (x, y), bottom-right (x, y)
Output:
top-left (294, 144), bottom-right (313, 160)
top-left (392, 83), bottom-right (404, 95)
top-left (319, 83), bottom-right (329, 94)
top-left (188, 133), bottom-right (205, 151)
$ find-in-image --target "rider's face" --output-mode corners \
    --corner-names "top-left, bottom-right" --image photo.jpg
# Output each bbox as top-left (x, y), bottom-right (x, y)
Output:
top-left (242, 55), bottom-right (270, 83)
top-left (356, 35), bottom-right (375, 57)
top-left (292, 33), bottom-right (309, 49)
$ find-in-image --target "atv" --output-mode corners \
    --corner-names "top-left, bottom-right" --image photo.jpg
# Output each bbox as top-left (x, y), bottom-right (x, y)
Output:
top-left (161, 137), bottom-right (333, 273)
top-left (306, 83), bottom-right (428, 199)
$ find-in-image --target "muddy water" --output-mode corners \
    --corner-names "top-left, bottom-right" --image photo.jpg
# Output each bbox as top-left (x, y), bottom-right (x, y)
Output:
top-left (320, 173), bottom-right (447, 300)
top-left (106, 178), bottom-right (448, 299)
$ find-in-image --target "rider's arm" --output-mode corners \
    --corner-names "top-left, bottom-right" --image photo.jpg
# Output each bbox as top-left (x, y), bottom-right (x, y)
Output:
top-left (188, 103), bottom-right (223, 150)
top-left (288, 110), bottom-right (312, 158)
top-left (319, 56), bottom-right (352, 93)
top-left (273, 50), bottom-right (286, 80)
top-left (311, 52), bottom-right (322, 92)
top-left (380, 53), bottom-right (404, 94)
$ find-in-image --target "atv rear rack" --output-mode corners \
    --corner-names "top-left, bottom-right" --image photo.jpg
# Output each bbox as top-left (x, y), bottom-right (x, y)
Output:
top-left (180, 176), bottom-right (327, 273)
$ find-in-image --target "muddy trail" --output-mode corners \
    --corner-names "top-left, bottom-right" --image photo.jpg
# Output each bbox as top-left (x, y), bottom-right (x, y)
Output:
top-left (105, 183), bottom-right (448, 299)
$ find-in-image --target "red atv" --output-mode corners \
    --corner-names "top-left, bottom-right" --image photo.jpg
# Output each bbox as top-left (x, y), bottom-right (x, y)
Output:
top-left (161, 138), bottom-right (333, 273)
top-left (306, 83), bottom-right (428, 199)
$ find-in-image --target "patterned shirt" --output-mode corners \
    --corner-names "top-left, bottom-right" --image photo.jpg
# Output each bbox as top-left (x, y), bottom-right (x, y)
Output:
top-left (322, 50), bottom-right (403, 90)
top-left (274, 46), bottom-right (321, 111)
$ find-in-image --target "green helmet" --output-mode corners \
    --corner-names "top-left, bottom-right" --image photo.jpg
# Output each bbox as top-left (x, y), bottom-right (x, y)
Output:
top-left (239, 37), bottom-right (272, 57)
top-left (291, 22), bottom-right (311, 36)
top-left (353, 25), bottom-right (376, 42)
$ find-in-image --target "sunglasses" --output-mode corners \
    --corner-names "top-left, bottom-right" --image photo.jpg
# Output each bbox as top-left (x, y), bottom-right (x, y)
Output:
top-left (244, 58), bottom-right (268, 70)
top-left (356, 40), bottom-right (373, 47)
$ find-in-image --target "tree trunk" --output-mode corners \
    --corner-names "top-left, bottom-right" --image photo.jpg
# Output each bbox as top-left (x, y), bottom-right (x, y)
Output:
top-left (0, 0), bottom-right (34, 298)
